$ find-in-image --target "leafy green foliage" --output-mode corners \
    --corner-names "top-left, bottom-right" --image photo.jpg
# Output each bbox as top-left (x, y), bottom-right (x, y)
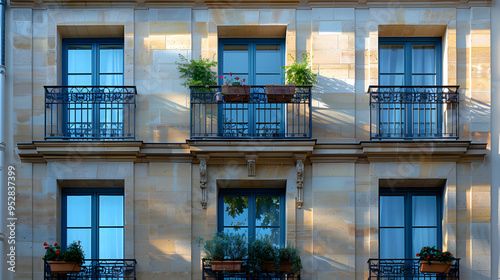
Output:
top-left (176, 54), bottom-right (218, 88)
top-left (277, 242), bottom-right (302, 274)
top-left (43, 241), bottom-right (85, 266)
top-left (417, 246), bottom-right (454, 263)
top-left (203, 231), bottom-right (248, 261)
top-left (248, 236), bottom-right (277, 271)
top-left (282, 52), bottom-right (318, 86)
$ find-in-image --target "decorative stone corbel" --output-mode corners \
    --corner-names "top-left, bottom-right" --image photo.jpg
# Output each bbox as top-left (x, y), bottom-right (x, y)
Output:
top-left (245, 155), bottom-right (258, 177)
top-left (198, 155), bottom-right (209, 209)
top-left (295, 154), bottom-right (306, 209)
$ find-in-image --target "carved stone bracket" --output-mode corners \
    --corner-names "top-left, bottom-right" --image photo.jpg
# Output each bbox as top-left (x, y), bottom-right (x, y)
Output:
top-left (295, 155), bottom-right (305, 209)
top-left (199, 155), bottom-right (209, 209)
top-left (245, 155), bottom-right (257, 177)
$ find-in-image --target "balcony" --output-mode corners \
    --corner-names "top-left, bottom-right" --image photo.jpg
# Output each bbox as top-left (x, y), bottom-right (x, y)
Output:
top-left (202, 259), bottom-right (300, 280)
top-left (369, 86), bottom-right (459, 140)
top-left (367, 259), bottom-right (460, 280)
top-left (44, 86), bottom-right (136, 140)
top-left (190, 85), bottom-right (312, 139)
top-left (44, 259), bottom-right (137, 279)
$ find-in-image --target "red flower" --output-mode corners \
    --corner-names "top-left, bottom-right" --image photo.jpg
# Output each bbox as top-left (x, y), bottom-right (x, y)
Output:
top-left (243, 79), bottom-right (246, 82)
top-left (427, 256), bottom-right (430, 259)
top-left (55, 251), bottom-right (60, 255)
top-left (423, 247), bottom-right (425, 250)
top-left (439, 249), bottom-right (441, 252)
top-left (45, 246), bottom-right (49, 249)
top-left (54, 242), bottom-right (58, 246)
top-left (43, 242), bottom-right (47, 246)
top-left (220, 76), bottom-right (223, 79)
top-left (450, 254), bottom-right (452, 257)
top-left (225, 82), bottom-right (229, 85)
top-left (229, 72), bottom-right (232, 76)
top-left (235, 77), bottom-right (239, 80)
top-left (416, 253), bottom-right (419, 257)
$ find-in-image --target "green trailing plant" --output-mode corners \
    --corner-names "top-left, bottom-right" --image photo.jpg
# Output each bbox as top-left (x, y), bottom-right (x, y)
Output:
top-left (277, 242), bottom-right (302, 274)
top-left (282, 52), bottom-right (318, 86)
top-left (176, 54), bottom-right (218, 88)
top-left (43, 241), bottom-right (85, 266)
top-left (203, 231), bottom-right (247, 261)
top-left (417, 246), bottom-right (454, 263)
top-left (248, 236), bottom-right (277, 271)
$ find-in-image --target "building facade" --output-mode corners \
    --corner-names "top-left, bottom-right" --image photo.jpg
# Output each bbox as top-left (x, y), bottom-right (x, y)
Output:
top-left (4, 0), bottom-right (493, 279)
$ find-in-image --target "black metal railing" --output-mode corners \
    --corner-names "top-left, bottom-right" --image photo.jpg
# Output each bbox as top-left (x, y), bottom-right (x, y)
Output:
top-left (369, 86), bottom-right (459, 140)
top-left (367, 259), bottom-right (460, 280)
top-left (190, 85), bottom-right (312, 139)
top-left (202, 259), bottom-right (300, 280)
top-left (44, 86), bottom-right (137, 140)
top-left (44, 259), bottom-right (137, 279)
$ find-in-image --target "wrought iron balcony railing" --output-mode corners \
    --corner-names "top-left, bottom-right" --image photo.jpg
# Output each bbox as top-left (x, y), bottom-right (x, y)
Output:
top-left (202, 259), bottom-right (300, 280)
top-left (44, 86), bottom-right (136, 140)
top-left (367, 259), bottom-right (460, 280)
top-left (190, 85), bottom-right (312, 139)
top-left (44, 259), bottom-right (137, 279)
top-left (369, 86), bottom-right (459, 140)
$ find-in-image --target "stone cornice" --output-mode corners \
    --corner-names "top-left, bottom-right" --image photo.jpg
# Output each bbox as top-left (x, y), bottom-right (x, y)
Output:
top-left (9, 0), bottom-right (490, 9)
top-left (17, 140), bottom-right (487, 163)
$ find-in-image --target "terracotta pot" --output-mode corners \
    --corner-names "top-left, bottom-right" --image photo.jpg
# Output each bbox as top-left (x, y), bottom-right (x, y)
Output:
top-left (221, 85), bottom-right (251, 103)
top-left (48, 261), bottom-right (81, 274)
top-left (419, 261), bottom-right (452, 274)
top-left (262, 261), bottom-right (293, 272)
top-left (265, 85), bottom-right (296, 103)
top-left (210, 260), bottom-right (243, 272)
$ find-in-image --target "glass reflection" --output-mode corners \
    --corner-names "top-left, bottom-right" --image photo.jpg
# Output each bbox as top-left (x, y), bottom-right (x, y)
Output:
top-left (380, 45), bottom-right (404, 73)
top-left (99, 228), bottom-right (124, 259)
top-left (380, 196), bottom-right (404, 227)
top-left (223, 196), bottom-right (249, 227)
top-left (223, 45), bottom-right (249, 74)
top-left (380, 228), bottom-right (405, 259)
top-left (412, 45), bottom-right (436, 73)
top-left (412, 196), bottom-right (437, 226)
top-left (255, 197), bottom-right (280, 226)
top-left (99, 195), bottom-right (124, 227)
top-left (67, 196), bottom-right (91, 227)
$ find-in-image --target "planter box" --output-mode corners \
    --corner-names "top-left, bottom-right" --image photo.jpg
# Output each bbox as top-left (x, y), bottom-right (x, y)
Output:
top-left (210, 260), bottom-right (243, 272)
top-left (262, 261), bottom-right (293, 272)
top-left (420, 261), bottom-right (452, 274)
top-left (221, 85), bottom-right (251, 103)
top-left (48, 261), bottom-right (81, 274)
top-left (266, 85), bottom-right (296, 103)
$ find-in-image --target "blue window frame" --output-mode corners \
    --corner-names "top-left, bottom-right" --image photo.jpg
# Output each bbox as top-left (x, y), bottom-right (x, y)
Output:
top-left (379, 188), bottom-right (442, 259)
top-left (62, 188), bottom-right (124, 260)
top-left (218, 188), bottom-right (286, 247)
top-left (378, 37), bottom-right (443, 138)
top-left (218, 39), bottom-right (286, 137)
top-left (62, 38), bottom-right (124, 138)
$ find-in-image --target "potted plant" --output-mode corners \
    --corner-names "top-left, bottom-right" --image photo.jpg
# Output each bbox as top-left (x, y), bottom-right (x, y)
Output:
top-left (221, 73), bottom-right (251, 102)
top-left (248, 237), bottom-right (277, 272)
top-left (176, 54), bottom-right (218, 95)
top-left (43, 241), bottom-right (85, 274)
top-left (276, 242), bottom-right (302, 274)
top-left (417, 246), bottom-right (454, 274)
top-left (203, 231), bottom-right (247, 272)
top-left (266, 52), bottom-right (317, 103)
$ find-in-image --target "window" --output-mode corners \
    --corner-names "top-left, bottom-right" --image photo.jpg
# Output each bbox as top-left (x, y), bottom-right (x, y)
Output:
top-left (218, 189), bottom-right (285, 247)
top-left (62, 38), bottom-right (124, 138)
top-left (379, 188), bottom-right (442, 259)
top-left (378, 37), bottom-right (442, 138)
top-left (218, 39), bottom-right (286, 137)
top-left (62, 188), bottom-right (124, 260)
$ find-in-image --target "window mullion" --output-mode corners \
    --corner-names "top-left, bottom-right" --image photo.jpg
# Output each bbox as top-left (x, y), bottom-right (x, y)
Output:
top-left (405, 193), bottom-right (412, 259)
top-left (93, 192), bottom-right (98, 260)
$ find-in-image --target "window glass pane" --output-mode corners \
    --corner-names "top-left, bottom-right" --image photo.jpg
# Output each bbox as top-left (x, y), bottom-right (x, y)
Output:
top-left (380, 196), bottom-right (404, 227)
top-left (100, 74), bottom-right (124, 86)
top-left (67, 196), bottom-right (91, 227)
top-left (255, 74), bottom-right (282, 85)
top-left (256, 45), bottom-right (282, 74)
top-left (100, 45), bottom-right (124, 73)
top-left (412, 196), bottom-right (437, 226)
top-left (223, 45), bottom-right (249, 74)
top-left (380, 45), bottom-right (404, 73)
top-left (256, 196), bottom-right (280, 226)
top-left (256, 227), bottom-right (280, 247)
top-left (68, 75), bottom-right (92, 86)
top-left (412, 75), bottom-right (436, 86)
top-left (99, 195), bottom-right (124, 226)
top-left (221, 74), bottom-right (249, 86)
top-left (413, 45), bottom-right (436, 73)
top-left (412, 228), bottom-right (437, 257)
top-left (68, 45), bottom-right (92, 74)
top-left (99, 228), bottom-right (124, 259)
top-left (67, 229), bottom-right (91, 259)
top-left (223, 227), bottom-right (249, 239)
top-left (380, 228), bottom-right (405, 258)
top-left (223, 196), bottom-right (249, 227)
top-left (379, 74), bottom-right (404, 86)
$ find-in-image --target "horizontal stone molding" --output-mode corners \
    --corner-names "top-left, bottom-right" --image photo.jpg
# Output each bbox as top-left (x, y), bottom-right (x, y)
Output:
top-left (17, 140), bottom-right (487, 163)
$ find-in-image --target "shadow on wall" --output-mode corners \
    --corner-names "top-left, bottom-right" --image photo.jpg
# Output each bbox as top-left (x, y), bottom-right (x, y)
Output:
top-left (314, 75), bottom-right (355, 96)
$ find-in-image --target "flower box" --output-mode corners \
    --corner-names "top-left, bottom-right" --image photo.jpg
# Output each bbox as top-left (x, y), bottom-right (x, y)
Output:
top-left (210, 260), bottom-right (243, 272)
top-left (48, 261), bottom-right (81, 274)
top-left (265, 85), bottom-right (296, 103)
top-left (419, 261), bottom-right (452, 274)
top-left (221, 85), bottom-right (251, 103)
top-left (262, 261), bottom-right (293, 272)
